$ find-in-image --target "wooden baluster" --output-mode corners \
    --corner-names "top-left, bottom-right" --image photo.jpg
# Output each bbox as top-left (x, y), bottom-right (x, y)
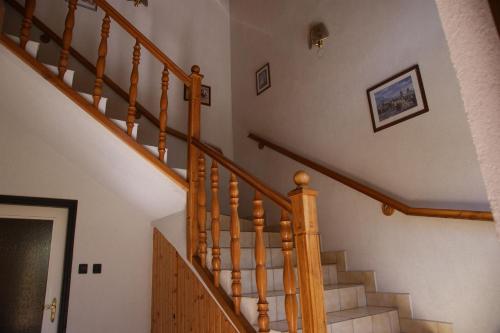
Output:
top-left (253, 191), bottom-right (269, 332)
top-left (92, 14), bottom-right (111, 108)
top-left (158, 65), bottom-right (169, 161)
top-left (210, 160), bottom-right (221, 287)
top-left (197, 152), bottom-right (207, 266)
top-left (229, 173), bottom-right (241, 314)
top-left (19, 0), bottom-right (36, 50)
top-left (288, 171), bottom-right (327, 332)
top-left (58, 0), bottom-right (77, 79)
top-left (280, 210), bottom-right (298, 333)
top-left (127, 40), bottom-right (141, 136)
top-left (187, 65), bottom-right (203, 261)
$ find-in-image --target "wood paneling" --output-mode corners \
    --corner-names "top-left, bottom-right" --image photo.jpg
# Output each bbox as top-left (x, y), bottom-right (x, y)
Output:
top-left (152, 229), bottom-right (239, 333)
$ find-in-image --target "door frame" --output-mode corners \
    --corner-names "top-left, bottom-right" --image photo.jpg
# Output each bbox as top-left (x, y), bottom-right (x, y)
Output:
top-left (0, 194), bottom-right (77, 333)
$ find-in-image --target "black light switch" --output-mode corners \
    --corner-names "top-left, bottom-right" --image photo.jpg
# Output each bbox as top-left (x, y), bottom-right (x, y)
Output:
top-left (78, 264), bottom-right (88, 274)
top-left (93, 263), bottom-right (102, 274)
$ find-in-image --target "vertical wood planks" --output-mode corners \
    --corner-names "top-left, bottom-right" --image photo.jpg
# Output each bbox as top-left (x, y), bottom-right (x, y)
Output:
top-left (152, 229), bottom-right (238, 333)
top-left (253, 191), bottom-right (270, 332)
top-left (58, 0), bottom-right (77, 79)
top-left (158, 65), bottom-right (169, 162)
top-left (280, 210), bottom-right (298, 333)
top-left (126, 39), bottom-right (141, 136)
top-left (229, 173), bottom-right (242, 314)
top-left (93, 14), bottom-right (111, 108)
top-left (211, 160), bottom-right (221, 287)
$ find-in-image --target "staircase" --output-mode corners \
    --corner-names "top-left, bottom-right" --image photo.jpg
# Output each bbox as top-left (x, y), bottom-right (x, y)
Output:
top-left (0, 1), bottom-right (454, 332)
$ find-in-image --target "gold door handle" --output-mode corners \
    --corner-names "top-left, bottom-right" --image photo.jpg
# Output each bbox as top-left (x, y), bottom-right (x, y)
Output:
top-left (44, 298), bottom-right (57, 322)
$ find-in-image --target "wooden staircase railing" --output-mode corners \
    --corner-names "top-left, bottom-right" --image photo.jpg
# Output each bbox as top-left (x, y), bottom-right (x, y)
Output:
top-left (6, 0), bottom-right (329, 331)
top-left (248, 133), bottom-right (494, 222)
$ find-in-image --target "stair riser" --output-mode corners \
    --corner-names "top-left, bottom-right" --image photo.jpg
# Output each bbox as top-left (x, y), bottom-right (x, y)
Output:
top-left (206, 214), bottom-right (254, 232)
top-left (219, 264), bottom-right (338, 295)
top-left (241, 285), bottom-right (366, 324)
top-left (207, 230), bottom-right (283, 248)
top-left (207, 247), bottom-right (293, 270)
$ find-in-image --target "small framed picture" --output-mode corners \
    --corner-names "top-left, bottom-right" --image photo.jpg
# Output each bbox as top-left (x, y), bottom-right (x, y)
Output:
top-left (367, 65), bottom-right (428, 132)
top-left (256, 63), bottom-right (271, 95)
top-left (184, 84), bottom-right (211, 107)
top-left (65, 0), bottom-right (97, 10)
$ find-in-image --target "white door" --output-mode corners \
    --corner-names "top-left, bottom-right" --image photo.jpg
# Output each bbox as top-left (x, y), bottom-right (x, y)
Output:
top-left (0, 204), bottom-right (68, 333)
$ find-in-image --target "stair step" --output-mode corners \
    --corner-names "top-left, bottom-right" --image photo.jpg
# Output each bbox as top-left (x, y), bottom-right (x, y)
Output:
top-left (44, 64), bottom-right (75, 87)
top-left (143, 144), bottom-right (167, 164)
top-left (78, 92), bottom-right (108, 115)
top-left (207, 230), bottom-right (283, 248)
top-left (268, 306), bottom-right (400, 332)
top-left (207, 246), bottom-right (291, 270)
top-left (110, 119), bottom-right (139, 140)
top-left (219, 263), bottom-right (338, 294)
top-left (6, 34), bottom-right (39, 58)
top-left (241, 283), bottom-right (366, 324)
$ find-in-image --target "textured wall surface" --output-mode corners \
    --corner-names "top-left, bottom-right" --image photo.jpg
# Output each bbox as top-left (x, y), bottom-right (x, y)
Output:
top-left (230, 1), bottom-right (500, 332)
top-left (435, 0), bottom-right (500, 237)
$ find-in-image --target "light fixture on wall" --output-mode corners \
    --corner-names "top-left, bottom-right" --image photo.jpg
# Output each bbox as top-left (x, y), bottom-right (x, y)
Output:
top-left (309, 23), bottom-right (329, 49)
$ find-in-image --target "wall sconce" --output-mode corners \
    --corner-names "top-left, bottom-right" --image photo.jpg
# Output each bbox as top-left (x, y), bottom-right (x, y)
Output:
top-left (309, 23), bottom-right (329, 49)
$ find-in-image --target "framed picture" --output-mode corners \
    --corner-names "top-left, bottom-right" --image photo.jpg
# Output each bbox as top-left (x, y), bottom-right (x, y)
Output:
top-left (367, 65), bottom-right (428, 132)
top-left (65, 0), bottom-right (97, 10)
top-left (184, 84), bottom-right (211, 106)
top-left (256, 63), bottom-right (271, 95)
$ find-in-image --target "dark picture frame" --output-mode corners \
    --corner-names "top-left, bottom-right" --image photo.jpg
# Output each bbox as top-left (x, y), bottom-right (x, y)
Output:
top-left (65, 0), bottom-right (97, 10)
top-left (0, 195), bottom-right (77, 333)
top-left (367, 64), bottom-right (428, 132)
top-left (256, 63), bottom-right (271, 95)
top-left (184, 84), bottom-right (211, 107)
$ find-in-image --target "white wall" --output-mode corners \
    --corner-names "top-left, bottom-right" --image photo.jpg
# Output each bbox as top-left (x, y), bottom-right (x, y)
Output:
top-left (18, 0), bottom-right (234, 163)
top-left (230, 1), bottom-right (500, 332)
top-left (0, 88), bottom-right (153, 332)
top-left (435, 0), bottom-right (500, 238)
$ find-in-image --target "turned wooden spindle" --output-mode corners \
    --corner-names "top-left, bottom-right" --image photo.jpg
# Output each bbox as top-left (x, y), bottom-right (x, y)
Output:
top-left (280, 210), bottom-right (298, 333)
top-left (197, 152), bottom-right (207, 266)
top-left (158, 66), bottom-right (169, 162)
top-left (92, 14), bottom-right (111, 108)
top-left (253, 191), bottom-right (269, 332)
top-left (127, 40), bottom-right (141, 136)
top-left (229, 173), bottom-right (242, 314)
top-left (19, 0), bottom-right (36, 50)
top-left (58, 0), bottom-right (77, 79)
top-left (288, 171), bottom-right (327, 332)
top-left (187, 65), bottom-right (203, 261)
top-left (210, 159), bottom-right (221, 287)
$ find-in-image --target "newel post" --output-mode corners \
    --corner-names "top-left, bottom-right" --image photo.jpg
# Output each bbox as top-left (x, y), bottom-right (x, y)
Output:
top-left (187, 65), bottom-right (203, 262)
top-left (288, 171), bottom-right (327, 333)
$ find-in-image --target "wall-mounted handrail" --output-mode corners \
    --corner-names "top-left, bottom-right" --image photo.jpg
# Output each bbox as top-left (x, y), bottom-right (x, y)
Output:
top-left (192, 138), bottom-right (292, 212)
top-left (5, 0), bottom-right (225, 155)
top-left (94, 0), bottom-right (190, 85)
top-left (248, 132), bottom-right (494, 222)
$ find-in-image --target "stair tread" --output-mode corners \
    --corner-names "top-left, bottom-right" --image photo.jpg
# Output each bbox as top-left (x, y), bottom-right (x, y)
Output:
top-left (241, 283), bottom-right (362, 298)
top-left (219, 262), bottom-right (336, 272)
top-left (268, 306), bottom-right (398, 332)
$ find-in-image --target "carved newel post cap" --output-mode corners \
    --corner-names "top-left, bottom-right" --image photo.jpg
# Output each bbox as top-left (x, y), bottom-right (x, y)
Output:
top-left (191, 65), bottom-right (201, 74)
top-left (294, 171), bottom-right (310, 188)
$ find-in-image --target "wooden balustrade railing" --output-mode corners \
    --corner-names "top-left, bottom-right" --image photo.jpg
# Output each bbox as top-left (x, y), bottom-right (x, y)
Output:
top-left (249, 133), bottom-right (494, 222)
top-left (7, 1), bottom-right (329, 331)
top-left (191, 138), bottom-right (327, 332)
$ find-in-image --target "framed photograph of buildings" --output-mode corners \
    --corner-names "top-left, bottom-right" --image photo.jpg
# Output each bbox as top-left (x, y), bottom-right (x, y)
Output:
top-left (367, 65), bottom-right (428, 132)
top-left (256, 63), bottom-right (271, 95)
top-left (183, 84), bottom-right (211, 107)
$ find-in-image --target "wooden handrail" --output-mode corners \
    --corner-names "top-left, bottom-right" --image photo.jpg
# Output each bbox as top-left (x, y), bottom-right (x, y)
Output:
top-left (248, 133), bottom-right (494, 222)
top-left (192, 138), bottom-right (292, 212)
top-left (94, 0), bottom-right (190, 85)
top-left (5, 0), bottom-right (228, 154)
